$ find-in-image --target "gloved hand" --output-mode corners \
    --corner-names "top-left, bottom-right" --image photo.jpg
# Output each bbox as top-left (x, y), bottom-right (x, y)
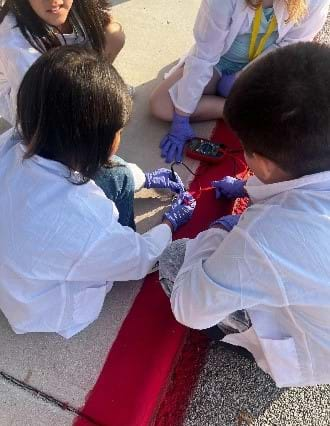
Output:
top-left (212, 176), bottom-right (247, 199)
top-left (144, 168), bottom-right (185, 193)
top-left (163, 192), bottom-right (196, 231)
top-left (209, 214), bottom-right (241, 232)
top-left (217, 73), bottom-right (237, 98)
top-left (160, 112), bottom-right (195, 163)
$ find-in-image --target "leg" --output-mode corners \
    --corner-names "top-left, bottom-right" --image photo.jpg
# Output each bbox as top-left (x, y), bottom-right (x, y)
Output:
top-left (94, 156), bottom-right (136, 230)
top-left (159, 239), bottom-right (189, 296)
top-left (104, 19), bottom-right (125, 63)
top-left (150, 67), bottom-right (225, 122)
top-left (159, 239), bottom-right (253, 350)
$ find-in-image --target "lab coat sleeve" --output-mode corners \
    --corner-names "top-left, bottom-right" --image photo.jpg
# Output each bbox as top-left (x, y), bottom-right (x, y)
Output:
top-left (67, 217), bottom-right (172, 283)
top-left (170, 226), bottom-right (281, 330)
top-left (169, 0), bottom-right (234, 114)
top-left (0, 44), bottom-right (40, 124)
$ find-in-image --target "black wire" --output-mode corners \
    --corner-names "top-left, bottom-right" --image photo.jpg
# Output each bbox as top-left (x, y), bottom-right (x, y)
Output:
top-left (170, 144), bottom-right (248, 197)
top-left (170, 161), bottom-right (201, 179)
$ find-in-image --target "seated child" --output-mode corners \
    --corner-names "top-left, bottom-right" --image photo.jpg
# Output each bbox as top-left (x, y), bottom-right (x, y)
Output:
top-left (150, 0), bottom-right (330, 163)
top-left (159, 41), bottom-right (330, 387)
top-left (0, 45), bottom-right (195, 338)
top-left (0, 0), bottom-right (127, 125)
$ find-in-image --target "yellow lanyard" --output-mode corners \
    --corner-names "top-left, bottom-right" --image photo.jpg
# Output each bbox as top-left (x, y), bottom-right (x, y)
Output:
top-left (248, 5), bottom-right (277, 61)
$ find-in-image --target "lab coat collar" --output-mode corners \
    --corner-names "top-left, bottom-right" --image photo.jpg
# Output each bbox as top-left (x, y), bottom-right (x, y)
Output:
top-left (246, 171), bottom-right (330, 203)
top-left (18, 142), bottom-right (73, 180)
top-left (0, 13), bottom-right (16, 33)
top-left (246, 1), bottom-right (293, 34)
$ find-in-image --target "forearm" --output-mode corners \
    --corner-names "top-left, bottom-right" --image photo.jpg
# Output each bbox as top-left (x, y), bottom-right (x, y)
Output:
top-left (174, 107), bottom-right (190, 117)
top-left (176, 227), bottom-right (228, 270)
top-left (116, 224), bottom-right (173, 281)
top-left (162, 219), bottom-right (174, 233)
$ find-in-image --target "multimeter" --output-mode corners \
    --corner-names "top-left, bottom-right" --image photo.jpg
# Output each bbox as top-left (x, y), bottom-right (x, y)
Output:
top-left (185, 137), bottom-right (226, 163)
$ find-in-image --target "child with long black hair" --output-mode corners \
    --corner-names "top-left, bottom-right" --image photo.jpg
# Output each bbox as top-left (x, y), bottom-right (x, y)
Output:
top-left (0, 45), bottom-right (195, 338)
top-left (0, 0), bottom-right (126, 124)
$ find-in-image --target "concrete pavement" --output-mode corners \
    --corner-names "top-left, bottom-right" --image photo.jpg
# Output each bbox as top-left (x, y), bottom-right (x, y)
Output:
top-left (0, 1), bottom-right (209, 424)
top-left (1, 2), bottom-right (330, 425)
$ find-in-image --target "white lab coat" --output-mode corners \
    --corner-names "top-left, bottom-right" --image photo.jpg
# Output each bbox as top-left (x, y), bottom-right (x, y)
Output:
top-left (168, 0), bottom-right (330, 114)
top-left (0, 129), bottom-right (172, 338)
top-left (0, 14), bottom-right (147, 191)
top-left (171, 172), bottom-right (330, 387)
top-left (0, 13), bottom-right (85, 125)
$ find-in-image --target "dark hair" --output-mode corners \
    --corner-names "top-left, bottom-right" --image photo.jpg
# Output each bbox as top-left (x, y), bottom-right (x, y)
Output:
top-left (224, 42), bottom-right (330, 178)
top-left (17, 45), bottom-right (132, 181)
top-left (0, 0), bottom-right (111, 53)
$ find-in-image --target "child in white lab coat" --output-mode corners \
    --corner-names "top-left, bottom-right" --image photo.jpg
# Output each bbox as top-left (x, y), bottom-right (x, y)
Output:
top-left (150, 0), bottom-right (330, 163)
top-left (0, 0), bottom-right (126, 125)
top-left (0, 45), bottom-right (196, 338)
top-left (159, 42), bottom-right (330, 388)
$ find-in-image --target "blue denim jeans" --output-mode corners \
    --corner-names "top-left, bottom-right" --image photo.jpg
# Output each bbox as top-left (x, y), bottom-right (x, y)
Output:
top-left (94, 156), bottom-right (136, 230)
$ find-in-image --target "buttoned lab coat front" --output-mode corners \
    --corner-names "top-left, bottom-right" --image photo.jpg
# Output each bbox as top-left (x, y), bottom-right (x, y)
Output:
top-left (168, 0), bottom-right (330, 114)
top-left (171, 173), bottom-right (330, 387)
top-left (0, 130), bottom-right (172, 338)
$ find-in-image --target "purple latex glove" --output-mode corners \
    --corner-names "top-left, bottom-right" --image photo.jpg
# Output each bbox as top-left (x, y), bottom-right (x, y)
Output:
top-left (144, 168), bottom-right (185, 193)
top-left (163, 192), bottom-right (196, 231)
top-left (217, 73), bottom-right (236, 98)
top-left (160, 112), bottom-right (195, 163)
top-left (212, 176), bottom-right (247, 199)
top-left (210, 214), bottom-right (241, 231)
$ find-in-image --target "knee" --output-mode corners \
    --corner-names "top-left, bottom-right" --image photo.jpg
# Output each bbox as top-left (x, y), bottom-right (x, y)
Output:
top-left (149, 87), bottom-right (173, 122)
top-left (96, 159), bottom-right (134, 199)
top-left (159, 238), bottom-right (188, 282)
top-left (111, 161), bottom-right (135, 196)
top-left (105, 21), bottom-right (126, 61)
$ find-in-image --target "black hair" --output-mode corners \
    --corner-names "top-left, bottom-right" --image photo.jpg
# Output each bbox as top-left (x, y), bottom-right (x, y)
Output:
top-left (0, 0), bottom-right (111, 53)
top-left (224, 42), bottom-right (330, 178)
top-left (17, 45), bottom-right (132, 181)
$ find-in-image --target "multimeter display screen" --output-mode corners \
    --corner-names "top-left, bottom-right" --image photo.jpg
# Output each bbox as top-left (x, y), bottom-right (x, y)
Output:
top-left (189, 138), bottom-right (223, 158)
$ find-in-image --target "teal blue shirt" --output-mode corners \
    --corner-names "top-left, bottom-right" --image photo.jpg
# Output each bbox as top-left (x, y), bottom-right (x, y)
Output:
top-left (216, 8), bottom-right (279, 74)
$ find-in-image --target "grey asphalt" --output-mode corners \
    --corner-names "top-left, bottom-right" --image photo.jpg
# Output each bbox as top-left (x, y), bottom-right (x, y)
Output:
top-left (184, 343), bottom-right (330, 426)
top-left (183, 14), bottom-right (330, 426)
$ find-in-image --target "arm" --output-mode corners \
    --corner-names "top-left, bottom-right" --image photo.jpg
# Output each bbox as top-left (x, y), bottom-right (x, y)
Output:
top-left (170, 0), bottom-right (234, 114)
top-left (67, 191), bottom-right (195, 282)
top-left (68, 219), bottom-right (172, 283)
top-left (0, 43), bottom-right (40, 124)
top-left (170, 227), bottom-right (279, 330)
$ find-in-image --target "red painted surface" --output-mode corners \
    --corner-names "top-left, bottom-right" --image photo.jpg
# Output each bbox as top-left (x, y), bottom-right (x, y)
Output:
top-left (154, 121), bottom-right (250, 426)
top-left (76, 121), bottom-right (249, 426)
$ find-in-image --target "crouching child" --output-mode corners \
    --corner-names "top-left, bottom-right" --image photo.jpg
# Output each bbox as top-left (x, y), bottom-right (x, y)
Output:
top-left (159, 42), bottom-right (330, 387)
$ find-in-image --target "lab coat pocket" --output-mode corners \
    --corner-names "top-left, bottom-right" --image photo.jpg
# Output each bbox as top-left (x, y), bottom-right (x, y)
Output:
top-left (260, 336), bottom-right (301, 387)
top-left (73, 287), bottom-right (106, 324)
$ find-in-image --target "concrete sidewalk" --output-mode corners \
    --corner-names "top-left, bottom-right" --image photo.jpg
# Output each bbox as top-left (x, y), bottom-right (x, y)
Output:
top-left (0, 1), bottom-right (211, 424)
top-left (1, 2), bottom-right (330, 425)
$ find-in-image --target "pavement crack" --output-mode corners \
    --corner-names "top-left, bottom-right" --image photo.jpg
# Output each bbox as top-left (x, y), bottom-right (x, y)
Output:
top-left (0, 371), bottom-right (101, 425)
